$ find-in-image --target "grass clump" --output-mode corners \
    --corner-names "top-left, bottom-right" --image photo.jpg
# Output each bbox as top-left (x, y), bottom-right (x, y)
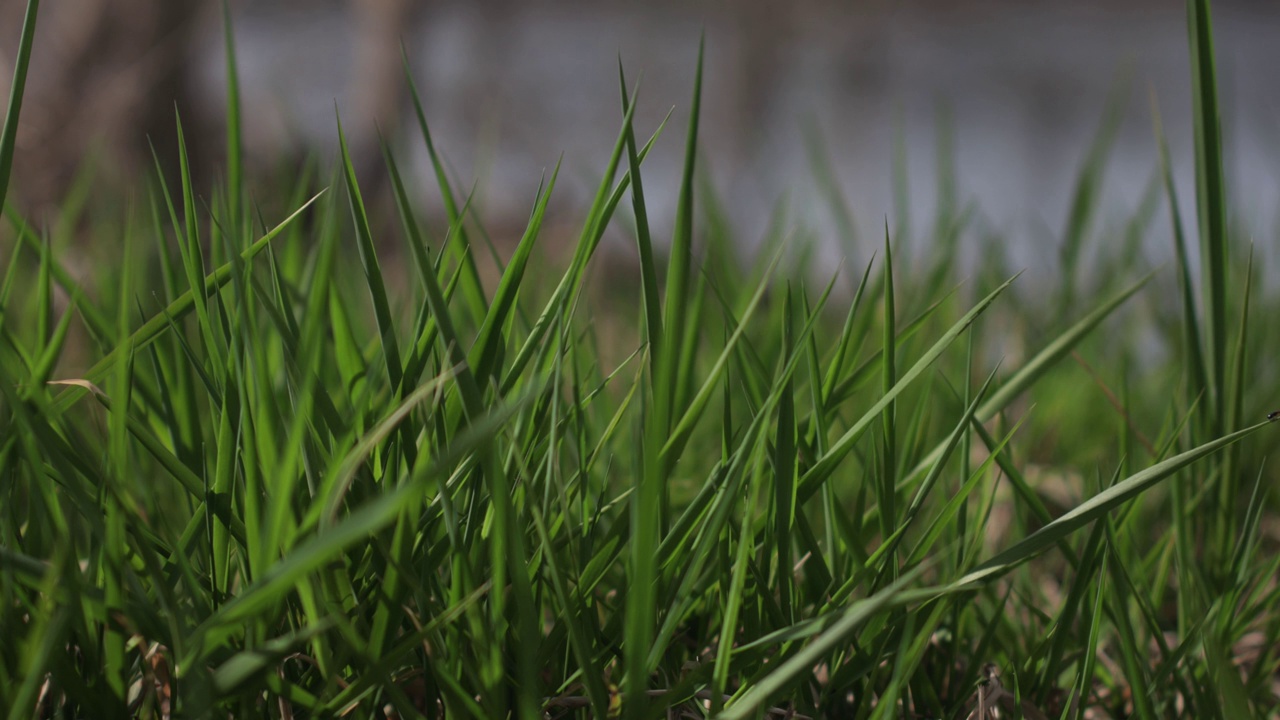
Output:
top-left (2, 0), bottom-right (1279, 717)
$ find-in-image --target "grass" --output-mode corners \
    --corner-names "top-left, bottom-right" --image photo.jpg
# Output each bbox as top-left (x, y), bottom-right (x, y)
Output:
top-left (2, 0), bottom-right (1280, 717)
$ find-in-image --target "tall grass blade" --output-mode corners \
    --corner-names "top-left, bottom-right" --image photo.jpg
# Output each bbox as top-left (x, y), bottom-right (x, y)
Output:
top-left (951, 418), bottom-right (1272, 590)
top-left (1186, 0), bottom-right (1229, 433)
top-left (222, 0), bottom-right (243, 234)
top-left (0, 0), bottom-right (40, 212)
top-left (799, 274), bottom-right (1017, 501)
top-left (337, 112), bottom-right (403, 390)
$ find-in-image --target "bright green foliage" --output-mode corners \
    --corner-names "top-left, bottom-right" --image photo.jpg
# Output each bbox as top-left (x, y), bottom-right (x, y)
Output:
top-left (2, 0), bottom-right (1279, 717)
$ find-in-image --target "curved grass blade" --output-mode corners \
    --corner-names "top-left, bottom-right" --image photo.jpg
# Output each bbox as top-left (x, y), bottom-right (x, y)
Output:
top-left (51, 190), bottom-right (324, 411)
top-left (949, 419), bottom-right (1274, 591)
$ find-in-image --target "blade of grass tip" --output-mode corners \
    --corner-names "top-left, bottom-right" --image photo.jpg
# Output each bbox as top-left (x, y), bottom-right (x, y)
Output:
top-left (397, 147), bottom-right (539, 717)
top-left (821, 257), bottom-right (875, 406)
top-left (468, 160), bottom-right (560, 386)
top-left (175, 109), bottom-right (226, 380)
top-left (0, 0), bottom-right (40, 211)
top-left (402, 44), bottom-right (489, 325)
top-left (222, 0), bottom-right (243, 237)
top-left (619, 63), bottom-right (663, 363)
top-left (880, 221), bottom-right (898, 556)
top-left (659, 251), bottom-right (783, 472)
top-left (53, 190), bottom-right (324, 411)
top-left (824, 283), bottom-right (953, 409)
top-left (949, 418), bottom-right (1272, 591)
top-left (1187, 0), bottom-right (1228, 433)
top-left (655, 34), bottom-right (703, 434)
top-left (1151, 94), bottom-right (1208, 437)
top-left (798, 273), bottom-right (1018, 503)
top-left (379, 131), bottom-right (434, 290)
top-left (498, 83), bottom-right (655, 395)
top-left (905, 271), bottom-right (1152, 484)
top-left (338, 110), bottom-right (403, 391)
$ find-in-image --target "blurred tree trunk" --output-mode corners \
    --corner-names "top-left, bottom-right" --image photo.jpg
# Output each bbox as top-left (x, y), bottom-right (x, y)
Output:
top-left (0, 0), bottom-right (418, 219)
top-left (0, 0), bottom-right (209, 218)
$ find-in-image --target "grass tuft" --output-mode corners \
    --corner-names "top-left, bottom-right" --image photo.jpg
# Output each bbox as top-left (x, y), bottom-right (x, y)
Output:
top-left (1, 1), bottom-right (1278, 717)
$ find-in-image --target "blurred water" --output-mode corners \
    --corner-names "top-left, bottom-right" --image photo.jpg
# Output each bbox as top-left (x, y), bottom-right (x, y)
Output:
top-left (201, 1), bottom-right (1280, 279)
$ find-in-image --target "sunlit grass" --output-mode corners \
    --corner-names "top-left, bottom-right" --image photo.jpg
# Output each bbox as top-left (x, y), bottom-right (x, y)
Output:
top-left (2, 0), bottom-right (1278, 717)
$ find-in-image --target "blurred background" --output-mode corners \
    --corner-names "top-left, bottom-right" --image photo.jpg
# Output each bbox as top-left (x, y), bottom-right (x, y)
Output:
top-left (2, 0), bottom-right (1278, 276)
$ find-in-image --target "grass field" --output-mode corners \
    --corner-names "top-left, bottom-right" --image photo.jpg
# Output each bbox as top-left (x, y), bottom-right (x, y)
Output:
top-left (2, 0), bottom-right (1279, 717)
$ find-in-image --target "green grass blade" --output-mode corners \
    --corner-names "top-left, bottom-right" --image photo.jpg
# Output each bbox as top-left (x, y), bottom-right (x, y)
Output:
top-left (468, 161), bottom-right (560, 386)
top-left (720, 567), bottom-right (926, 720)
top-left (1152, 98), bottom-right (1209, 436)
top-left (1187, 0), bottom-right (1228, 432)
top-left (337, 112), bottom-right (403, 391)
top-left (0, 0), bottom-right (40, 212)
top-left (655, 34), bottom-right (704, 432)
top-left (799, 274), bottom-right (1017, 501)
top-left (906, 272), bottom-right (1151, 482)
top-left (618, 65), bottom-right (664, 363)
top-left (1058, 77), bottom-right (1126, 315)
top-left (52, 191), bottom-right (323, 409)
top-left (222, 0), bottom-right (243, 235)
top-left (402, 45), bottom-right (489, 325)
top-left (951, 419), bottom-right (1273, 590)
top-left (879, 223), bottom-right (898, 548)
